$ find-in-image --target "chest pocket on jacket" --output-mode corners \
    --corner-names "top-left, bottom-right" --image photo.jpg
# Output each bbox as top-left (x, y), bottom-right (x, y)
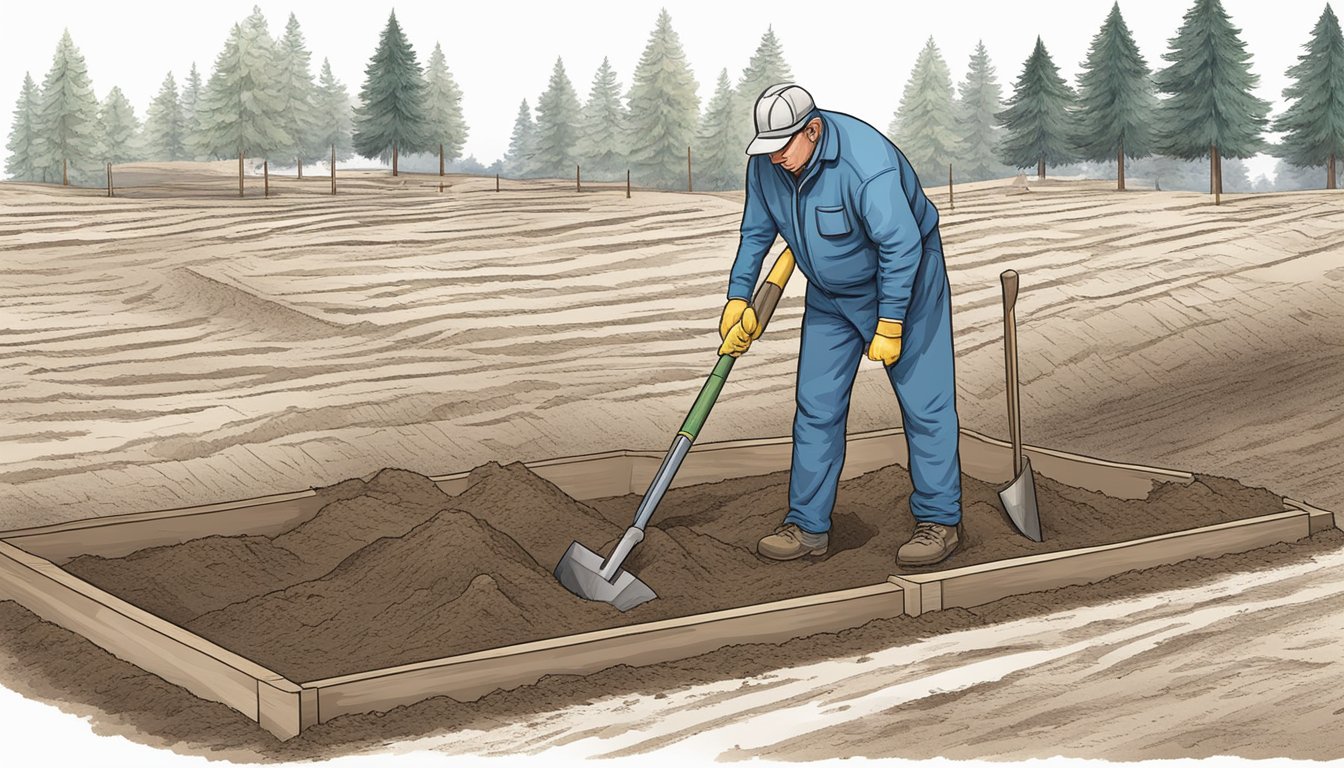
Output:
top-left (816, 206), bottom-right (852, 237)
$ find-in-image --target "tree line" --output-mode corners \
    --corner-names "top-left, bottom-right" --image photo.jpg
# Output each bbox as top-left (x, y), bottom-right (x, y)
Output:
top-left (6, 2), bottom-right (1343, 193)
top-left (894, 0), bottom-right (1344, 192)
top-left (5, 7), bottom-right (467, 185)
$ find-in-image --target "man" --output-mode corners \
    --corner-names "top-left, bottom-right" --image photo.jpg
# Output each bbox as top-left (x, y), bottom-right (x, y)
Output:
top-left (720, 83), bottom-right (963, 567)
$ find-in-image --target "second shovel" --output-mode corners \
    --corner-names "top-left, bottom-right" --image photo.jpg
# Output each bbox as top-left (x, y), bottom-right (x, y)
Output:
top-left (998, 269), bottom-right (1043, 542)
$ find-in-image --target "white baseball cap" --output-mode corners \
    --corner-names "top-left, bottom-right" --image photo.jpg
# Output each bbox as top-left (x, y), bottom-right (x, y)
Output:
top-left (746, 83), bottom-right (816, 155)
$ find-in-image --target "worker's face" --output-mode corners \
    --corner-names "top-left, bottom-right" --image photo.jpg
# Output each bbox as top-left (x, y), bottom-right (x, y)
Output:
top-left (769, 118), bottom-right (823, 176)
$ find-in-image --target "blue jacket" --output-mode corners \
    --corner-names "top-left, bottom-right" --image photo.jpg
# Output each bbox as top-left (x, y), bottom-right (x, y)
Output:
top-left (727, 109), bottom-right (942, 324)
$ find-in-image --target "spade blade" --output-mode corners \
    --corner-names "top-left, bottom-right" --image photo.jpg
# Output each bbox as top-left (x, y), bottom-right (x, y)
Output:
top-left (553, 540), bottom-right (657, 612)
top-left (998, 455), bottom-right (1043, 542)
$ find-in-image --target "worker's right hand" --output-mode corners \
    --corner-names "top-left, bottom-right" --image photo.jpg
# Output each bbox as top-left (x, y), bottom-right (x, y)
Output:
top-left (718, 304), bottom-right (762, 357)
top-left (719, 298), bottom-right (749, 340)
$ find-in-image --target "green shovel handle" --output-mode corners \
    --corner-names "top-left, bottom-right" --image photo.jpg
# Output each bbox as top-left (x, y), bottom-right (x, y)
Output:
top-left (676, 248), bottom-right (796, 441)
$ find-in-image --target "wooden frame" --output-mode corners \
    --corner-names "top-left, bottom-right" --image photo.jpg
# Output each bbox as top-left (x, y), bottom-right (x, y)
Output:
top-left (0, 427), bottom-right (1333, 740)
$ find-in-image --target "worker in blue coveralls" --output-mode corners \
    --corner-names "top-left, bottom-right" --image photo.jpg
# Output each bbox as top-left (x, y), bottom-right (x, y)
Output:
top-left (719, 83), bottom-right (963, 567)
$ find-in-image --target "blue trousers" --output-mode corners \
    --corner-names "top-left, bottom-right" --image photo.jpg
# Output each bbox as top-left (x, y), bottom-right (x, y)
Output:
top-left (782, 266), bottom-right (963, 532)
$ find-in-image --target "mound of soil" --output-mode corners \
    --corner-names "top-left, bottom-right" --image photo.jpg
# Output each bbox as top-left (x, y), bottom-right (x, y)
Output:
top-left (64, 460), bottom-right (1283, 682)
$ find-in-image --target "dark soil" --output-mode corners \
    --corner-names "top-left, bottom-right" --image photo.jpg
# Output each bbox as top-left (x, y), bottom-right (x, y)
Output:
top-left (63, 461), bottom-right (1284, 683)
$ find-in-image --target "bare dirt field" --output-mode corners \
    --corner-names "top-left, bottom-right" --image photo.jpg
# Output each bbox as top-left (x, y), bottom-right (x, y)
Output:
top-left (2, 165), bottom-right (1343, 761)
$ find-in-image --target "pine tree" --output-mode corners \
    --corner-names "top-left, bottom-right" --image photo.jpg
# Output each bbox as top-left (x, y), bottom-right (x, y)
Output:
top-left (5, 73), bottom-right (42, 181)
top-left (141, 73), bottom-right (186, 161)
top-left (274, 13), bottom-right (321, 167)
top-left (954, 42), bottom-right (1010, 182)
top-left (313, 58), bottom-right (354, 161)
top-left (997, 37), bottom-right (1078, 179)
top-left (423, 43), bottom-right (469, 164)
top-left (196, 11), bottom-right (291, 163)
top-left (890, 37), bottom-right (957, 187)
top-left (1275, 4), bottom-right (1344, 189)
top-left (575, 57), bottom-right (626, 179)
top-left (532, 57), bottom-right (582, 179)
top-left (33, 30), bottom-right (101, 185)
top-left (353, 10), bottom-right (430, 174)
top-left (734, 27), bottom-right (794, 155)
top-left (179, 63), bottom-right (205, 160)
top-left (1273, 158), bottom-right (1328, 190)
top-left (626, 9), bottom-right (700, 189)
top-left (1154, 0), bottom-right (1271, 196)
top-left (696, 70), bottom-right (742, 190)
top-left (1074, 3), bottom-right (1157, 190)
top-left (504, 99), bottom-right (535, 177)
top-left (97, 87), bottom-right (140, 164)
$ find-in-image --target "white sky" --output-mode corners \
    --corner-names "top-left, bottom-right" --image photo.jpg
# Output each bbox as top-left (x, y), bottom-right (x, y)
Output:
top-left (1, 0), bottom-right (1329, 176)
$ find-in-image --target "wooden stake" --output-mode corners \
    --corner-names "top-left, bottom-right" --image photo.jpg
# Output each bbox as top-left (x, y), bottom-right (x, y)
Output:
top-left (264, 160), bottom-right (270, 198)
top-left (298, 157), bottom-right (303, 180)
top-left (63, 158), bottom-right (68, 187)
top-left (496, 173), bottom-right (500, 192)
top-left (948, 163), bottom-right (954, 210)
top-left (577, 164), bottom-right (581, 193)
top-left (687, 146), bottom-right (693, 192)
top-left (330, 144), bottom-right (336, 195)
top-left (626, 169), bottom-right (631, 199)
top-left (106, 163), bottom-right (112, 197)
top-left (439, 143), bottom-right (444, 193)
top-left (239, 150), bottom-right (244, 198)
top-left (393, 141), bottom-right (398, 177)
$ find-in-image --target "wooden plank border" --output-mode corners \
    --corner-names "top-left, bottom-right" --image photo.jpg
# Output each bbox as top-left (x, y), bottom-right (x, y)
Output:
top-left (301, 582), bottom-right (906, 723)
top-left (0, 541), bottom-right (305, 739)
top-left (891, 508), bottom-right (1315, 617)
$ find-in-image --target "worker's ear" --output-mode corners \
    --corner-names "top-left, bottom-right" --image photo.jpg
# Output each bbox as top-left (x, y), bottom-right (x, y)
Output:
top-left (803, 117), bottom-right (822, 142)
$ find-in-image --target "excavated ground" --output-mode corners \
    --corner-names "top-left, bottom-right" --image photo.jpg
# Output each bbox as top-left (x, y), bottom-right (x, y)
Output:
top-left (63, 461), bottom-right (1282, 682)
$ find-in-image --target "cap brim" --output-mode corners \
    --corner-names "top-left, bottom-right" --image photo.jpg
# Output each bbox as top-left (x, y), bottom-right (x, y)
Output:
top-left (745, 135), bottom-right (791, 156)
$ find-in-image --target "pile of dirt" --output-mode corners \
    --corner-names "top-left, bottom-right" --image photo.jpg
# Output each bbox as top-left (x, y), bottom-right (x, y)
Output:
top-left (65, 460), bottom-right (1284, 682)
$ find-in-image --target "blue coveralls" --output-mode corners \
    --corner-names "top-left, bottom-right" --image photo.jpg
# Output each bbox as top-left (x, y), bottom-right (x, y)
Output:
top-left (727, 109), bottom-right (962, 532)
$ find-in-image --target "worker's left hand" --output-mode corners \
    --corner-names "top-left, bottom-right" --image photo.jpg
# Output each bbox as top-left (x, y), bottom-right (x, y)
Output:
top-left (718, 306), bottom-right (762, 357)
top-left (866, 319), bottom-right (903, 366)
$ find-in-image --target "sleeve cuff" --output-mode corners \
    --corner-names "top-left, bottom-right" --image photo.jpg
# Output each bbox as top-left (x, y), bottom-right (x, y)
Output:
top-left (877, 304), bottom-right (906, 323)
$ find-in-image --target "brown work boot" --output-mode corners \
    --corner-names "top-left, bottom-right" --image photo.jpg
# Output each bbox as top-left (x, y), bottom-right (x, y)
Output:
top-left (897, 522), bottom-right (961, 567)
top-left (757, 523), bottom-right (829, 561)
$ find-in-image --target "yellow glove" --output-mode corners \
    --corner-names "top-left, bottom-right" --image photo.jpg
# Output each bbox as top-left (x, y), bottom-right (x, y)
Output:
top-left (719, 298), bottom-right (749, 340)
top-left (866, 319), bottom-right (903, 366)
top-left (718, 305), bottom-right (762, 357)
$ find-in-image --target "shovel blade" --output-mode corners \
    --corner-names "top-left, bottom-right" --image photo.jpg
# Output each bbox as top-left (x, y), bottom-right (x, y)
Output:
top-left (553, 540), bottom-right (657, 612)
top-left (998, 455), bottom-right (1043, 542)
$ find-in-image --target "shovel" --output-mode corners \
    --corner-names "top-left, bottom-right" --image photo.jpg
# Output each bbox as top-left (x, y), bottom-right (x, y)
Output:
top-left (554, 248), bottom-right (797, 611)
top-left (998, 269), bottom-right (1043, 542)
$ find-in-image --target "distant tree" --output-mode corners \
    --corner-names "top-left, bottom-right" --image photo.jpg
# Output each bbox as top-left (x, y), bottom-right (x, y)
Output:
top-left (141, 73), bottom-right (186, 161)
top-left (1274, 4), bottom-right (1344, 189)
top-left (97, 87), bottom-right (140, 164)
top-left (575, 57), bottom-right (627, 179)
top-left (274, 13), bottom-right (321, 167)
top-left (1273, 158), bottom-right (1328, 190)
top-left (196, 12), bottom-right (291, 164)
top-left (1074, 3), bottom-right (1157, 190)
top-left (313, 58), bottom-right (354, 161)
top-left (5, 73), bottom-right (42, 181)
top-left (179, 63), bottom-right (206, 159)
top-left (532, 57), bottom-right (582, 178)
top-left (1130, 154), bottom-right (1211, 191)
top-left (1251, 173), bottom-right (1275, 193)
top-left (889, 37), bottom-right (957, 187)
top-left (626, 9), bottom-right (700, 188)
top-left (997, 37), bottom-right (1078, 179)
top-left (423, 42), bottom-right (469, 163)
top-left (733, 27), bottom-right (794, 154)
top-left (1154, 0), bottom-right (1270, 196)
top-left (954, 41), bottom-right (1011, 182)
top-left (353, 10), bottom-right (430, 174)
top-left (503, 99), bottom-right (535, 177)
top-left (696, 69), bottom-right (743, 190)
top-left (32, 30), bottom-right (101, 185)
top-left (1221, 156), bottom-right (1253, 192)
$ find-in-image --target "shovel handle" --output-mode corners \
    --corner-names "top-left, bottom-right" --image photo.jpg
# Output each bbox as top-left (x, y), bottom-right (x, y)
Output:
top-left (1000, 269), bottom-right (1024, 475)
